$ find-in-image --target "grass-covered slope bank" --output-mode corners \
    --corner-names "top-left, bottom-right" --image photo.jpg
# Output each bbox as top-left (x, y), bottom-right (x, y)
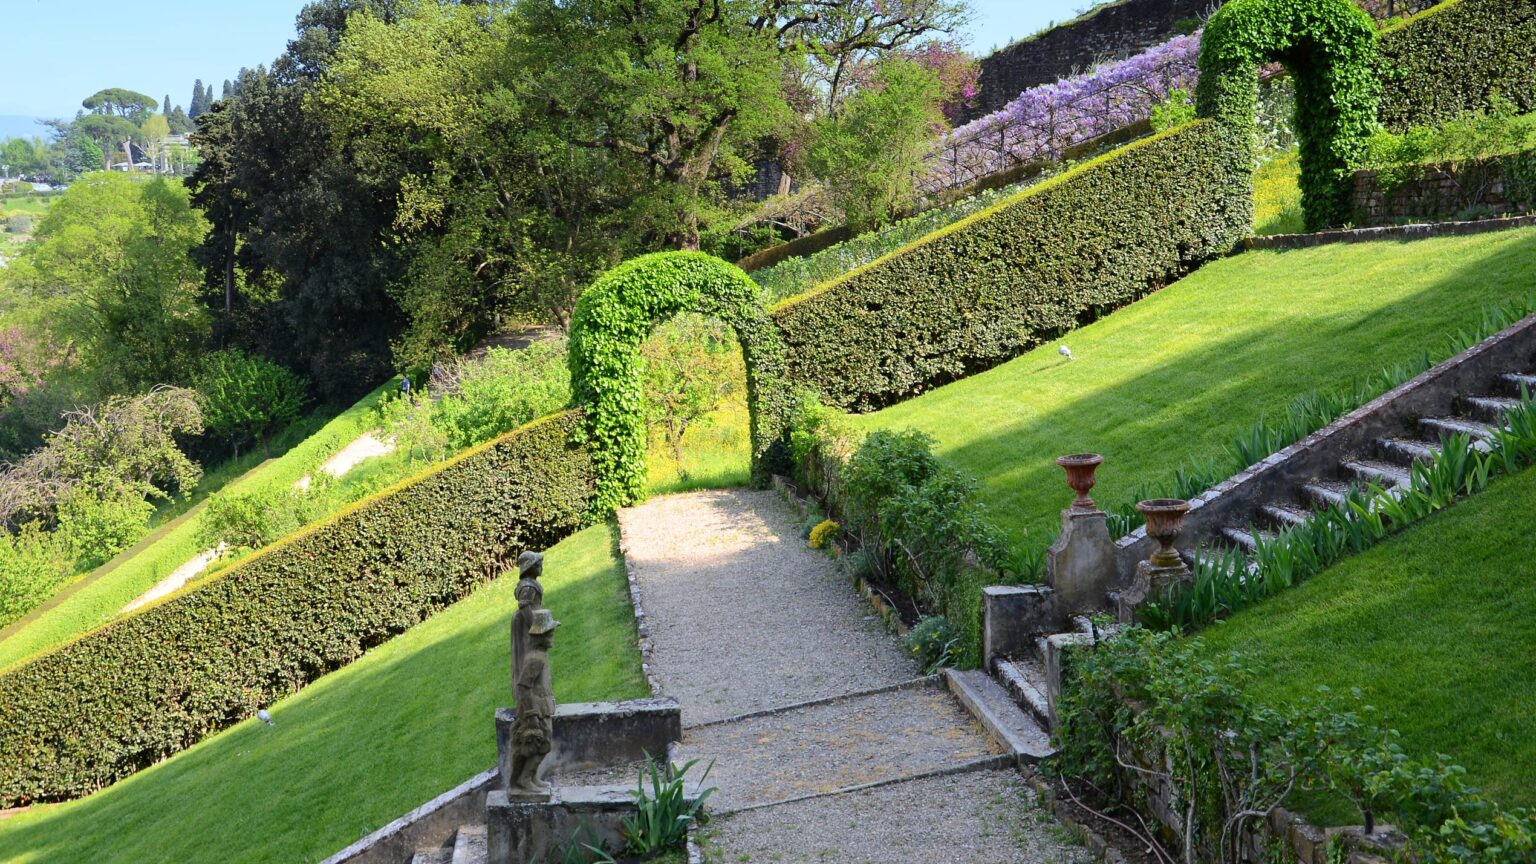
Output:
top-left (0, 522), bottom-right (645, 864)
top-left (864, 227), bottom-right (1536, 552)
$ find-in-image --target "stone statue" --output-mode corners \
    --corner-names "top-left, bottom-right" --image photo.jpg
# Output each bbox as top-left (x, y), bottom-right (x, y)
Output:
top-left (509, 607), bottom-right (559, 800)
top-left (510, 551), bottom-right (544, 694)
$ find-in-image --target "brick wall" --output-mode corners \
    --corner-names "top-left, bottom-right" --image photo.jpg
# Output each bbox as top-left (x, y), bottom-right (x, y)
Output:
top-left (1352, 156), bottom-right (1535, 226)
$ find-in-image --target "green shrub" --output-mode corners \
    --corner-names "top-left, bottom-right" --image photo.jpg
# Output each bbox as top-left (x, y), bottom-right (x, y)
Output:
top-left (0, 524), bottom-right (72, 628)
top-left (569, 252), bottom-right (794, 512)
top-left (0, 410), bottom-right (594, 806)
top-left (1377, 0), bottom-right (1536, 132)
top-left (53, 491), bottom-right (155, 571)
top-left (1196, 0), bottom-right (1380, 229)
top-left (5, 214), bottom-right (33, 234)
top-left (431, 341), bottom-right (571, 450)
top-left (770, 121), bottom-right (1248, 410)
top-left (904, 615), bottom-right (959, 674)
top-left (197, 487), bottom-right (317, 550)
top-left (641, 316), bottom-right (745, 480)
top-left (1149, 87), bottom-right (1196, 131)
top-left (194, 349), bottom-right (310, 456)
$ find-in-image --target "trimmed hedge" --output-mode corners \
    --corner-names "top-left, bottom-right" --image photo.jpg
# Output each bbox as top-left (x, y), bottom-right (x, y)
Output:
top-left (769, 120), bottom-right (1249, 411)
top-left (0, 411), bottom-right (594, 806)
top-left (569, 252), bottom-right (795, 512)
top-left (1377, 0), bottom-right (1536, 131)
top-left (1197, 0), bottom-right (1380, 230)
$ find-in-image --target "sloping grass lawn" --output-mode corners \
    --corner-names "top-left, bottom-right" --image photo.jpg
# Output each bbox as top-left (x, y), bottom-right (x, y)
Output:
top-left (1197, 464), bottom-right (1536, 816)
top-left (0, 521), bottom-right (646, 864)
top-left (864, 227), bottom-right (1536, 554)
top-left (0, 384), bottom-right (392, 670)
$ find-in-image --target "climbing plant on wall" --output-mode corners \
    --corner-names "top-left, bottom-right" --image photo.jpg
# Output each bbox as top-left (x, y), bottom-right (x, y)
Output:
top-left (1197, 0), bottom-right (1380, 230)
top-left (568, 251), bottom-right (795, 512)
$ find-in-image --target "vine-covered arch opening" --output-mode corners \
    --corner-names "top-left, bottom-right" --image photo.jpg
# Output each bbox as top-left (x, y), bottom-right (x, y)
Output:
top-left (568, 251), bottom-right (795, 513)
top-left (1196, 0), bottom-right (1380, 230)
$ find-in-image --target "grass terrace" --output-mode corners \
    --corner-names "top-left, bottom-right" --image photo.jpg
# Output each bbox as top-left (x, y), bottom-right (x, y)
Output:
top-left (0, 521), bottom-right (647, 863)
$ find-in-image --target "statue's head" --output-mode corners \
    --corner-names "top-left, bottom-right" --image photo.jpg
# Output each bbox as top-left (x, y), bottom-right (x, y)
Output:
top-left (517, 551), bottom-right (544, 580)
top-left (528, 608), bottom-right (560, 648)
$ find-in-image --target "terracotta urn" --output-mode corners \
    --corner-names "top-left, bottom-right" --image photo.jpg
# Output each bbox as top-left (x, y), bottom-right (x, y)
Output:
top-left (1137, 498), bottom-right (1191, 568)
top-left (1056, 453), bottom-right (1104, 511)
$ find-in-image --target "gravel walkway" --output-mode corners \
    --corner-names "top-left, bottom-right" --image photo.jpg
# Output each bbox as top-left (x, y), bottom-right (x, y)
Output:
top-left (617, 489), bottom-right (915, 724)
top-left (675, 681), bottom-right (999, 811)
top-left (697, 770), bottom-right (1093, 864)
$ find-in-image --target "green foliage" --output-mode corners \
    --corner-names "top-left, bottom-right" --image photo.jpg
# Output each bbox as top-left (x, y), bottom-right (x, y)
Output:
top-left (430, 341), bottom-right (572, 451)
top-left (196, 487), bottom-right (316, 550)
top-left (0, 523), bottom-right (73, 628)
top-left (1361, 100), bottom-right (1536, 215)
top-left (1056, 627), bottom-right (1536, 863)
top-left (771, 121), bottom-right (1248, 410)
top-left (598, 757), bottom-right (715, 860)
top-left (1253, 151), bottom-right (1306, 235)
top-left (1149, 87), bottom-right (1196, 131)
top-left (54, 491), bottom-right (156, 571)
top-left (1196, 0), bottom-right (1380, 229)
top-left (808, 58), bottom-right (948, 231)
top-left (568, 252), bottom-right (794, 512)
top-left (1377, 0), bottom-right (1536, 132)
top-left (904, 614), bottom-right (960, 674)
top-left (642, 316), bottom-right (745, 482)
top-left (4, 214), bottom-right (32, 234)
top-left (81, 88), bottom-right (158, 124)
top-left (194, 349), bottom-right (310, 455)
top-left (0, 411), bottom-right (595, 806)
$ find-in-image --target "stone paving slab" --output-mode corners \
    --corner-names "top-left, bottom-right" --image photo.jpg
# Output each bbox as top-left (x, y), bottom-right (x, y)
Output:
top-left (695, 769), bottom-right (1094, 864)
top-left (617, 489), bottom-right (915, 725)
top-left (673, 680), bottom-right (1000, 812)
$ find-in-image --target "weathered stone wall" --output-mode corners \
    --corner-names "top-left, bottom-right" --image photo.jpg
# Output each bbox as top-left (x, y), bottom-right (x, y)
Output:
top-left (1351, 158), bottom-right (1535, 227)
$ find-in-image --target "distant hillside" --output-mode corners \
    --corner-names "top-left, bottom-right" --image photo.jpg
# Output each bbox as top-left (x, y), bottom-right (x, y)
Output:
top-left (0, 115), bottom-right (52, 141)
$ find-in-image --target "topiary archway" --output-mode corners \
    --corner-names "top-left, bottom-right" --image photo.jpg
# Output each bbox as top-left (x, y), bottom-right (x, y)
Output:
top-left (568, 251), bottom-right (795, 513)
top-left (1197, 0), bottom-right (1380, 230)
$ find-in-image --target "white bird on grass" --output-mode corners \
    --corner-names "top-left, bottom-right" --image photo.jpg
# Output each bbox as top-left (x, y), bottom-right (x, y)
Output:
top-left (1058, 345), bottom-right (1074, 361)
top-left (257, 708), bottom-right (275, 727)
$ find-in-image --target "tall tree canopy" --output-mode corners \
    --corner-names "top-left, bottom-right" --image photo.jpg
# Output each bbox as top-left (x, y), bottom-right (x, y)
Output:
top-left (81, 88), bottom-right (158, 124)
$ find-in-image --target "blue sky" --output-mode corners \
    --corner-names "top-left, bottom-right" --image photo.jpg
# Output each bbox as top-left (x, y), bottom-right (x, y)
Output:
top-left (2, 0), bottom-right (1085, 118)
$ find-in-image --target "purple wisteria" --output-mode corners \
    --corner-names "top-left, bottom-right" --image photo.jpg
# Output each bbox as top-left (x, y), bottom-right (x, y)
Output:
top-left (923, 33), bottom-right (1202, 194)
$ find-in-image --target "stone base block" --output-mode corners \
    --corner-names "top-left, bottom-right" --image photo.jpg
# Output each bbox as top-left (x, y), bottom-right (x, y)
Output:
top-left (982, 585), bottom-right (1058, 665)
top-left (496, 698), bottom-right (682, 792)
top-left (486, 782), bottom-right (704, 864)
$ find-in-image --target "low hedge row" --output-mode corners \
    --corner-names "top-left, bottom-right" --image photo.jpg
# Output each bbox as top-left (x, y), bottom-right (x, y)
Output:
top-left (769, 120), bottom-right (1249, 411)
top-left (1377, 0), bottom-right (1536, 131)
top-left (0, 410), bottom-right (595, 806)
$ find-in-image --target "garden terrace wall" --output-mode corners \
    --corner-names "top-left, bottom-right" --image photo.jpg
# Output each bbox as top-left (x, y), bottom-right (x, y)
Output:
top-left (0, 410), bottom-right (595, 807)
top-left (1377, 0), bottom-right (1536, 131)
top-left (1351, 154), bottom-right (1536, 226)
top-left (770, 120), bottom-right (1249, 412)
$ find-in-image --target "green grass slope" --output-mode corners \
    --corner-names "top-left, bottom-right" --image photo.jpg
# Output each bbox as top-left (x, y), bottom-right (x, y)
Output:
top-left (0, 383), bottom-right (392, 670)
top-left (864, 227), bottom-right (1536, 553)
top-left (1197, 464), bottom-right (1536, 814)
top-left (0, 521), bottom-right (646, 864)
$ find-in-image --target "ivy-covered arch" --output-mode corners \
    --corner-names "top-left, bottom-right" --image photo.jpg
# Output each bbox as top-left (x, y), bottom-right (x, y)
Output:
top-left (568, 251), bottom-right (795, 513)
top-left (1196, 0), bottom-right (1380, 230)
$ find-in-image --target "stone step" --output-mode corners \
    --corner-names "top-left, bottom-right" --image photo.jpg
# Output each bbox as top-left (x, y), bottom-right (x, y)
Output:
top-left (991, 657), bottom-right (1052, 731)
top-left (451, 824), bottom-right (487, 864)
top-left (674, 678), bottom-right (1003, 812)
top-left (1302, 481), bottom-right (1353, 510)
top-left (945, 668), bottom-right (1055, 765)
top-left (1501, 372), bottom-right (1536, 397)
top-left (1377, 437), bottom-right (1440, 466)
top-left (1260, 503), bottom-right (1312, 530)
top-left (410, 848), bottom-right (452, 864)
top-left (1220, 525), bottom-right (1276, 553)
top-left (1343, 459), bottom-right (1412, 490)
top-left (1419, 416), bottom-right (1499, 443)
top-left (1462, 395), bottom-right (1522, 424)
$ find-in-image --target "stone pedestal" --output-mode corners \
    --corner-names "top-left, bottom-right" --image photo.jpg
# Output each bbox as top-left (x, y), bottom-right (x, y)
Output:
top-left (486, 785), bottom-right (638, 863)
top-left (1114, 559), bottom-right (1192, 624)
top-left (495, 698), bottom-right (682, 792)
top-left (982, 585), bottom-right (1057, 666)
top-left (1045, 508), bottom-right (1117, 618)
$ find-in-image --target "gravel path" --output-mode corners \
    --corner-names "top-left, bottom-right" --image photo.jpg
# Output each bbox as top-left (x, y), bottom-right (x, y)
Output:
top-left (120, 542), bottom-right (226, 613)
top-left (697, 769), bottom-right (1093, 864)
top-left (617, 489), bottom-right (915, 724)
top-left (294, 430), bottom-right (394, 491)
top-left (676, 681), bottom-right (999, 811)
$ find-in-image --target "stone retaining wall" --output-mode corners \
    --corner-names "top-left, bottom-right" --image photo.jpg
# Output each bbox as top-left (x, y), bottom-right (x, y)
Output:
top-left (1351, 156), bottom-right (1535, 227)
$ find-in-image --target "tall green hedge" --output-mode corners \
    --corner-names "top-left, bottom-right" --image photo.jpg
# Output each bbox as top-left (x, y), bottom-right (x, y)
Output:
top-left (0, 411), bottom-right (594, 806)
top-left (1377, 0), bottom-right (1536, 131)
top-left (768, 121), bottom-right (1249, 411)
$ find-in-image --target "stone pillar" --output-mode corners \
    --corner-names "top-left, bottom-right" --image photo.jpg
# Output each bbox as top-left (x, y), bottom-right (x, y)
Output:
top-left (1045, 507), bottom-right (1118, 619)
top-left (982, 585), bottom-right (1058, 666)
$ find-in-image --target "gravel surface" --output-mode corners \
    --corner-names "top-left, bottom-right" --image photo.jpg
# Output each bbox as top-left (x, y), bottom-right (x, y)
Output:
top-left (675, 681), bottom-right (999, 811)
top-left (697, 769), bottom-right (1094, 864)
top-left (617, 489), bottom-right (915, 724)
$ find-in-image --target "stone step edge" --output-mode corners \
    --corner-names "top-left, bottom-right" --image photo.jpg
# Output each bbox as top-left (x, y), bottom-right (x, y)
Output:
top-left (683, 674), bottom-right (941, 731)
top-left (711, 753), bottom-right (1015, 817)
top-left (944, 668), bottom-right (1056, 766)
top-left (992, 658), bottom-right (1052, 730)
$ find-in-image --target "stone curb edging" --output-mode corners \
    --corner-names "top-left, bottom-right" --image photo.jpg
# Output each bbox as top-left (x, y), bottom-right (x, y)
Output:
top-left (711, 753), bottom-right (1016, 817)
top-left (1243, 213), bottom-right (1536, 250)
top-left (683, 674), bottom-right (942, 731)
top-left (616, 533), bottom-right (664, 697)
top-left (317, 768), bottom-right (499, 864)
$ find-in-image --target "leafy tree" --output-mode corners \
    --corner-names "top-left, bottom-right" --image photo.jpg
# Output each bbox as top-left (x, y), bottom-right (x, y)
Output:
top-left (81, 88), bottom-right (158, 124)
top-left (641, 315), bottom-right (742, 478)
top-left (72, 114), bottom-right (142, 166)
top-left (221, 80), bottom-right (233, 100)
top-left (189, 80), bottom-right (209, 118)
top-left (808, 58), bottom-right (948, 229)
top-left (193, 349), bottom-right (309, 456)
top-left (429, 341), bottom-right (572, 450)
top-left (167, 105), bottom-right (194, 135)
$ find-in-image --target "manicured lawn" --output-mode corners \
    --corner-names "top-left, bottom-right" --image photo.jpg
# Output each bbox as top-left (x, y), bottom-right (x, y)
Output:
top-left (0, 384), bottom-right (393, 670)
top-left (1197, 464), bottom-right (1536, 816)
top-left (864, 227), bottom-right (1536, 554)
top-left (0, 521), bottom-right (647, 864)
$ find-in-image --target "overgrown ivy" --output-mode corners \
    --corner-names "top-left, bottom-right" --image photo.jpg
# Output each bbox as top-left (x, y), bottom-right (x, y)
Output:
top-left (567, 251), bottom-right (795, 513)
top-left (1197, 0), bottom-right (1381, 230)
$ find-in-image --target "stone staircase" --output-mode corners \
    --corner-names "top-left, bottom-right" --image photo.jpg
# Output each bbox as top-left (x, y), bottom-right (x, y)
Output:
top-left (1185, 368), bottom-right (1533, 569)
top-left (411, 824), bottom-right (486, 864)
